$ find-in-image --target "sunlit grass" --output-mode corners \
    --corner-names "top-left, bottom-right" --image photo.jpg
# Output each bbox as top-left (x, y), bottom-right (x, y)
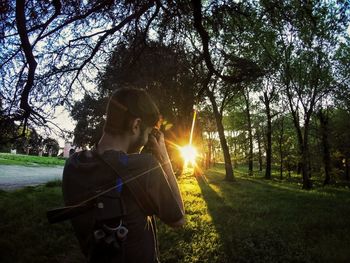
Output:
top-left (159, 165), bottom-right (350, 262)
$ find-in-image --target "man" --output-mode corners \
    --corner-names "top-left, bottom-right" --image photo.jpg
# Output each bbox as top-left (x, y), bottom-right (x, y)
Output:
top-left (62, 88), bottom-right (185, 262)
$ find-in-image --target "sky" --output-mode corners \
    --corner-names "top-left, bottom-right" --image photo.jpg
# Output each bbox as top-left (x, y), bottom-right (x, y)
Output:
top-left (51, 106), bottom-right (76, 147)
top-left (48, 79), bottom-right (96, 147)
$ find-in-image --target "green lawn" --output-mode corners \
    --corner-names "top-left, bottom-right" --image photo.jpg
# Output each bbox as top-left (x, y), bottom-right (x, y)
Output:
top-left (0, 153), bottom-right (65, 166)
top-left (0, 166), bottom-right (350, 262)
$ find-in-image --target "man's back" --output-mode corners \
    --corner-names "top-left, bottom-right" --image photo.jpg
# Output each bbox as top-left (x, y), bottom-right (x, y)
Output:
top-left (62, 149), bottom-right (183, 263)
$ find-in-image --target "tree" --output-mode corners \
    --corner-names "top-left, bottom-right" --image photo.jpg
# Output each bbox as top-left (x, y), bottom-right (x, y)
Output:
top-left (317, 108), bottom-right (332, 185)
top-left (0, 105), bottom-right (17, 151)
top-left (255, 120), bottom-right (265, 172)
top-left (243, 88), bottom-right (254, 176)
top-left (225, 97), bottom-right (250, 168)
top-left (43, 137), bottom-right (59, 156)
top-left (190, 0), bottom-right (267, 181)
top-left (1, 0), bottom-right (172, 134)
top-left (198, 106), bottom-right (217, 169)
top-left (72, 40), bottom-right (199, 149)
top-left (331, 37), bottom-right (350, 180)
top-left (272, 112), bottom-right (299, 179)
top-left (259, 76), bottom-right (280, 179)
top-left (99, 40), bottom-right (198, 134)
top-left (261, 0), bottom-right (350, 189)
top-left (330, 108), bottom-right (350, 180)
top-left (71, 94), bottom-right (106, 147)
top-left (333, 37), bottom-right (350, 113)
top-left (204, 75), bottom-right (236, 181)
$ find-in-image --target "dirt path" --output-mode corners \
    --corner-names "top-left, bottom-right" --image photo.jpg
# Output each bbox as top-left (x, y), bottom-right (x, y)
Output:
top-left (0, 165), bottom-right (63, 190)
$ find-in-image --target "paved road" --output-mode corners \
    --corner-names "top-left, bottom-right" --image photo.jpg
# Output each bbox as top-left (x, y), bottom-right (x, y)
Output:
top-left (0, 165), bottom-right (63, 190)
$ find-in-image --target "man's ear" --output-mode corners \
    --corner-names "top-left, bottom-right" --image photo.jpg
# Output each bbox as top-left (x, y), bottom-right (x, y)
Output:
top-left (131, 118), bottom-right (142, 135)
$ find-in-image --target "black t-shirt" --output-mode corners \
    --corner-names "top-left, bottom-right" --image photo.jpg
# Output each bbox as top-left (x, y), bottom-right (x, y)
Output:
top-left (62, 150), bottom-right (183, 263)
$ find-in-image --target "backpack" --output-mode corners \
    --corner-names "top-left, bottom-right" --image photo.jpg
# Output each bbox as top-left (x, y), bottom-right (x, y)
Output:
top-left (47, 150), bottom-right (157, 261)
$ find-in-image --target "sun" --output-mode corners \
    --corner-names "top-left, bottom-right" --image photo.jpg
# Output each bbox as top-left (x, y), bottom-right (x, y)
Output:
top-left (179, 145), bottom-right (198, 166)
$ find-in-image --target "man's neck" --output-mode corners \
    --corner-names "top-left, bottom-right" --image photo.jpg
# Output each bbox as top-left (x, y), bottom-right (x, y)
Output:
top-left (97, 132), bottom-right (129, 154)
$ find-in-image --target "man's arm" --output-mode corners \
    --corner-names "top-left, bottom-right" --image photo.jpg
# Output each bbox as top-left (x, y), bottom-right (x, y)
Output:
top-left (158, 147), bottom-right (185, 215)
top-left (148, 131), bottom-right (185, 227)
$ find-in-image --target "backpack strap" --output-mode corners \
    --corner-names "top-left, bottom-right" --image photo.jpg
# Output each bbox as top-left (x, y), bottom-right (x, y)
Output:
top-left (47, 151), bottom-right (157, 223)
top-left (47, 202), bottom-right (94, 224)
top-left (96, 151), bottom-right (157, 216)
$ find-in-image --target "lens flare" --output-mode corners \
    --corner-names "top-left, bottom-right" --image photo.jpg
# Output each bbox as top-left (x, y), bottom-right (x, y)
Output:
top-left (180, 145), bottom-right (198, 166)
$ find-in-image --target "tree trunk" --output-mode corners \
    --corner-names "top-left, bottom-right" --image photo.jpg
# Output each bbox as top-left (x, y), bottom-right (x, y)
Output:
top-left (208, 135), bottom-right (212, 168)
top-left (301, 151), bottom-right (312, 189)
top-left (256, 130), bottom-right (263, 172)
top-left (233, 139), bottom-right (237, 168)
top-left (301, 126), bottom-right (312, 190)
top-left (297, 162), bottom-right (302, 174)
top-left (345, 156), bottom-right (349, 181)
top-left (319, 110), bottom-right (331, 185)
top-left (244, 91), bottom-right (253, 176)
top-left (264, 92), bottom-right (272, 179)
top-left (207, 90), bottom-right (235, 181)
top-left (278, 116), bottom-right (284, 180)
top-left (285, 84), bottom-right (312, 189)
top-left (292, 115), bottom-right (312, 189)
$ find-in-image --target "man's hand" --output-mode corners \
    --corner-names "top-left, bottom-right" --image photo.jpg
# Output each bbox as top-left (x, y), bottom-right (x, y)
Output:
top-left (147, 129), bottom-right (168, 163)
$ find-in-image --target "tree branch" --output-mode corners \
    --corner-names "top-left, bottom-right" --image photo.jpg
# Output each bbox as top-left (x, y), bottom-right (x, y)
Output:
top-left (8, 64), bottom-right (26, 114)
top-left (32, 0), bottom-right (62, 48)
top-left (0, 48), bottom-right (21, 69)
top-left (68, 29), bottom-right (110, 45)
top-left (191, 0), bottom-right (264, 84)
top-left (38, 0), bottom-right (115, 40)
top-left (16, 0), bottom-right (37, 119)
top-left (63, 1), bottom-right (155, 100)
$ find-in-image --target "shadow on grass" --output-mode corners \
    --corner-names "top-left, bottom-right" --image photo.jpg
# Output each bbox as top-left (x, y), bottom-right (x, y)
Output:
top-left (197, 168), bottom-right (350, 263)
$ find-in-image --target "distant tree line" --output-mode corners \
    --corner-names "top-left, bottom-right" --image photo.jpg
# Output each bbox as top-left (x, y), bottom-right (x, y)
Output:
top-left (0, 115), bottom-right (60, 156)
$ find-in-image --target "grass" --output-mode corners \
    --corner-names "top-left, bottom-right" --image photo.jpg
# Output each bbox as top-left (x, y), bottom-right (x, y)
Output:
top-left (0, 184), bottom-right (83, 263)
top-left (0, 153), bottom-right (65, 166)
top-left (1, 165), bottom-right (350, 262)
